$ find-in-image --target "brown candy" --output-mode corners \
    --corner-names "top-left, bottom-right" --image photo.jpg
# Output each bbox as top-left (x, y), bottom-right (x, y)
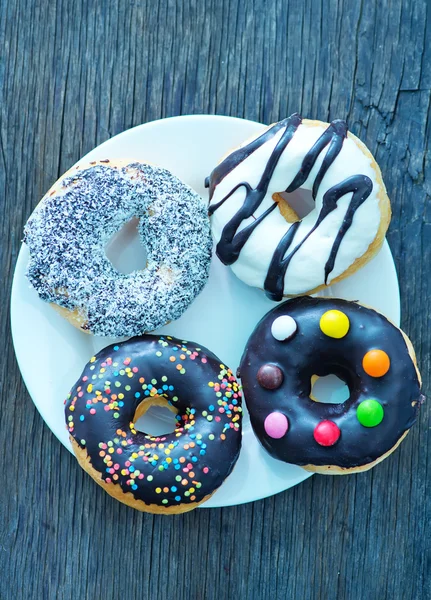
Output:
top-left (257, 364), bottom-right (284, 390)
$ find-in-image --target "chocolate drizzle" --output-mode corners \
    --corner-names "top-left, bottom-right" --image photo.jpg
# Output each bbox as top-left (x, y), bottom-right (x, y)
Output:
top-left (239, 297), bottom-right (423, 469)
top-left (206, 114), bottom-right (373, 301)
top-left (264, 176), bottom-right (373, 300)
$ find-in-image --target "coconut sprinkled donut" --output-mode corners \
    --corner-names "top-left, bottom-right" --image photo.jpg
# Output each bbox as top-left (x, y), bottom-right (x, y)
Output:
top-left (206, 114), bottom-right (391, 300)
top-left (65, 334), bottom-right (242, 514)
top-left (239, 297), bottom-right (424, 473)
top-left (24, 160), bottom-right (212, 336)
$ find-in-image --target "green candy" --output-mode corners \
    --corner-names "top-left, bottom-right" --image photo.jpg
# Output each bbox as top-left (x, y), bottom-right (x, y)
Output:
top-left (357, 399), bottom-right (384, 427)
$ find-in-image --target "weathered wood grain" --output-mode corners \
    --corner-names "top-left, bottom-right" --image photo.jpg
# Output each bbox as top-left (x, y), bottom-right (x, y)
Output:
top-left (0, 0), bottom-right (429, 599)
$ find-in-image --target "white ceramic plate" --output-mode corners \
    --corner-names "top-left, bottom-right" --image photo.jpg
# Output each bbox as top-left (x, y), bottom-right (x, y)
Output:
top-left (11, 115), bottom-right (400, 508)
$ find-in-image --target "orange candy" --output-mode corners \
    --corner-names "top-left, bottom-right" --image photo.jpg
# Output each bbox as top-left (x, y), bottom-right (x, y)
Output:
top-left (362, 349), bottom-right (390, 377)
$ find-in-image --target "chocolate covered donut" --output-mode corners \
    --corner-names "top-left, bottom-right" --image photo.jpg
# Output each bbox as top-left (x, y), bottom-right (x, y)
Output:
top-left (65, 335), bottom-right (242, 513)
top-left (239, 297), bottom-right (423, 473)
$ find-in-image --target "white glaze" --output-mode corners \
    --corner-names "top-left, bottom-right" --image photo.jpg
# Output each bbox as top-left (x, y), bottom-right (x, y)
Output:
top-left (209, 120), bottom-right (382, 296)
top-left (271, 315), bottom-right (297, 341)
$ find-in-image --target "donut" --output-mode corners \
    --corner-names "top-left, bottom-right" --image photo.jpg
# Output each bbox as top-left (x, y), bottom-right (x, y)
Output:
top-left (65, 334), bottom-right (242, 513)
top-left (24, 159), bottom-right (212, 336)
top-left (239, 297), bottom-right (424, 473)
top-left (205, 113), bottom-right (391, 300)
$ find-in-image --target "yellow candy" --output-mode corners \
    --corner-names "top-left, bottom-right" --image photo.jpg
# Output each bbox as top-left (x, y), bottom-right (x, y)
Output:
top-left (320, 310), bottom-right (350, 338)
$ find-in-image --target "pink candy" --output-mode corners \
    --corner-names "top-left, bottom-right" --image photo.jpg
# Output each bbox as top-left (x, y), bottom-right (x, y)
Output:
top-left (264, 412), bottom-right (289, 439)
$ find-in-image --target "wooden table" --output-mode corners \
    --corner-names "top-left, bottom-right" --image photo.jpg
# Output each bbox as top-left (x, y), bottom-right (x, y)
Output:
top-left (1, 1), bottom-right (429, 598)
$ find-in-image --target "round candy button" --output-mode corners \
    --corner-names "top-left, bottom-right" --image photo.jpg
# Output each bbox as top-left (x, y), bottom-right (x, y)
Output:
top-left (257, 364), bottom-right (284, 390)
top-left (271, 315), bottom-right (297, 341)
top-left (362, 349), bottom-right (390, 377)
top-left (313, 420), bottom-right (341, 446)
top-left (319, 310), bottom-right (350, 339)
top-left (264, 412), bottom-right (289, 439)
top-left (357, 399), bottom-right (384, 427)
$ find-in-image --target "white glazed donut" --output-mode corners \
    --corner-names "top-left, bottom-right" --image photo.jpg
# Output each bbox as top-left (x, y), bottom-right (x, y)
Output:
top-left (206, 114), bottom-right (391, 300)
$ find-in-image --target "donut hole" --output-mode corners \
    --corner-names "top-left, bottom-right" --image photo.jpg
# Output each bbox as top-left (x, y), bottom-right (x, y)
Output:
top-left (273, 188), bottom-right (315, 223)
top-left (134, 397), bottom-right (178, 436)
top-left (309, 374), bottom-right (350, 404)
top-left (105, 217), bottom-right (147, 274)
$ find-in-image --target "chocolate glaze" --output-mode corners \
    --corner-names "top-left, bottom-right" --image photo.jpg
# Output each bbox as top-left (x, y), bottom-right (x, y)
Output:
top-left (66, 335), bottom-right (242, 507)
top-left (240, 297), bottom-right (423, 468)
top-left (206, 115), bottom-right (373, 301)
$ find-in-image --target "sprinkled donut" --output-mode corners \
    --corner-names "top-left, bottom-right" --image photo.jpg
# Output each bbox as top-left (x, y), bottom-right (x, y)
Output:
top-left (65, 335), bottom-right (242, 513)
top-left (206, 114), bottom-right (391, 300)
top-left (239, 297), bottom-right (424, 473)
top-left (24, 160), bottom-right (212, 336)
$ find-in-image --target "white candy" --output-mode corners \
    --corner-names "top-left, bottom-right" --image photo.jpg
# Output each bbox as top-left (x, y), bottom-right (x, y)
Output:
top-left (271, 315), bottom-right (297, 341)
